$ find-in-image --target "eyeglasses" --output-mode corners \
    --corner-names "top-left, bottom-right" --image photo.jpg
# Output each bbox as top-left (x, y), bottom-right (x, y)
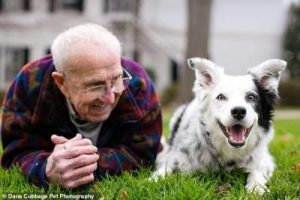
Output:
top-left (80, 68), bottom-right (132, 98)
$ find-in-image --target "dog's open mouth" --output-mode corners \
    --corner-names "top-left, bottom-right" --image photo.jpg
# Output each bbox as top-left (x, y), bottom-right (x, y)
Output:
top-left (217, 121), bottom-right (252, 148)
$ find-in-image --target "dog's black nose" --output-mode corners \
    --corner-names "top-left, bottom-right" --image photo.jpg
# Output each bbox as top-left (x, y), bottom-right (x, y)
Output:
top-left (231, 107), bottom-right (246, 120)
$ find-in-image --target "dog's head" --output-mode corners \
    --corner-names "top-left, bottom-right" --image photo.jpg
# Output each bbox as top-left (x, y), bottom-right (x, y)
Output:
top-left (188, 58), bottom-right (286, 148)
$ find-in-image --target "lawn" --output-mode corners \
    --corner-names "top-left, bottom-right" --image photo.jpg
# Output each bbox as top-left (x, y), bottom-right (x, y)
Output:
top-left (0, 111), bottom-right (300, 199)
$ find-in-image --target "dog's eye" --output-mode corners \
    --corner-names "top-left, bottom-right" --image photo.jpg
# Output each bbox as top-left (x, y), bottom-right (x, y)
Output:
top-left (246, 94), bottom-right (257, 102)
top-left (216, 94), bottom-right (227, 101)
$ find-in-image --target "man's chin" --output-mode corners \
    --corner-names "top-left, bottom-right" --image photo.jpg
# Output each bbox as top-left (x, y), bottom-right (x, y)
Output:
top-left (87, 112), bottom-right (111, 123)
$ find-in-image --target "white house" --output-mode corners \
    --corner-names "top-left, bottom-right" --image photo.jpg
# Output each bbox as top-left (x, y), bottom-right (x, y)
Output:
top-left (138, 0), bottom-right (290, 92)
top-left (0, 0), bottom-right (136, 90)
top-left (0, 0), bottom-right (291, 94)
top-left (210, 0), bottom-right (289, 75)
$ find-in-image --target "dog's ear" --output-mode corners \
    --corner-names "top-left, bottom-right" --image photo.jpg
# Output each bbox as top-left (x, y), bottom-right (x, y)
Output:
top-left (187, 57), bottom-right (222, 89)
top-left (248, 59), bottom-right (286, 91)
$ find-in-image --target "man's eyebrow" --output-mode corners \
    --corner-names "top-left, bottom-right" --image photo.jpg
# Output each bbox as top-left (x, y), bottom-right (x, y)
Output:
top-left (83, 80), bottom-right (105, 87)
top-left (113, 73), bottom-right (123, 79)
top-left (83, 73), bottom-right (123, 87)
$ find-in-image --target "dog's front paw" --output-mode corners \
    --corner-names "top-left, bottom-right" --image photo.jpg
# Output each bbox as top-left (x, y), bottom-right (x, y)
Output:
top-left (246, 170), bottom-right (270, 195)
top-left (246, 182), bottom-right (269, 195)
top-left (150, 167), bottom-right (172, 182)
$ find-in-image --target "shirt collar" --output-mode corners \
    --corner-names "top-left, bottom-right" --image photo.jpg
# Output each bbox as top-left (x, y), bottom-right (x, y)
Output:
top-left (66, 99), bottom-right (88, 125)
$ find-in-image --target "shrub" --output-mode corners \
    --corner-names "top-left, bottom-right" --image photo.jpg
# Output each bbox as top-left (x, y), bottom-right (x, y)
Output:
top-left (160, 83), bottom-right (178, 106)
top-left (283, 4), bottom-right (300, 78)
top-left (0, 90), bottom-right (6, 105)
top-left (278, 79), bottom-right (300, 106)
top-left (145, 68), bottom-right (156, 83)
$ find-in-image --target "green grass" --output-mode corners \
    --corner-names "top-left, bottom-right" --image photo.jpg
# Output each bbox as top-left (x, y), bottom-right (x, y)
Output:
top-left (0, 113), bottom-right (300, 199)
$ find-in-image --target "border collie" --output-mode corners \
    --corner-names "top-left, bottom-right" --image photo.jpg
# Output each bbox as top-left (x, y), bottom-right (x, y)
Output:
top-left (153, 58), bottom-right (286, 194)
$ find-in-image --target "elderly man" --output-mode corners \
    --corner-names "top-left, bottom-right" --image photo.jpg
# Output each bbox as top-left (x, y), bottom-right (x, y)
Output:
top-left (1, 23), bottom-right (162, 189)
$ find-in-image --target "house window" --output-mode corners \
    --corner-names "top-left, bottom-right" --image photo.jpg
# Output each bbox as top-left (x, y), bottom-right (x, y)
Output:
top-left (0, 0), bottom-right (3, 12)
top-left (104, 0), bottom-right (131, 13)
top-left (170, 59), bottom-right (179, 83)
top-left (49, 0), bottom-right (83, 13)
top-left (0, 0), bottom-right (31, 13)
top-left (0, 47), bottom-right (4, 89)
top-left (23, 0), bottom-right (30, 11)
top-left (5, 47), bottom-right (30, 83)
top-left (133, 49), bottom-right (140, 63)
top-left (45, 47), bottom-right (51, 55)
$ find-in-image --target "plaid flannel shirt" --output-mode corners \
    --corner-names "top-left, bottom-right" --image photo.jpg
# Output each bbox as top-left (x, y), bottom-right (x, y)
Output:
top-left (0, 55), bottom-right (162, 188)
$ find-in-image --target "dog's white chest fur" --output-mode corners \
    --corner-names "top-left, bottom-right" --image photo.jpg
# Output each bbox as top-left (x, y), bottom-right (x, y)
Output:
top-left (153, 58), bottom-right (286, 194)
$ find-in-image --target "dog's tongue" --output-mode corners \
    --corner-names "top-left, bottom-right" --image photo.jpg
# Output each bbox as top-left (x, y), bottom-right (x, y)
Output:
top-left (227, 125), bottom-right (246, 142)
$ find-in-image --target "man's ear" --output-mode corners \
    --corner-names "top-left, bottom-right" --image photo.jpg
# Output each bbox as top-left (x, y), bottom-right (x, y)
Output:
top-left (52, 71), bottom-right (70, 98)
top-left (248, 59), bottom-right (286, 92)
top-left (187, 57), bottom-right (223, 89)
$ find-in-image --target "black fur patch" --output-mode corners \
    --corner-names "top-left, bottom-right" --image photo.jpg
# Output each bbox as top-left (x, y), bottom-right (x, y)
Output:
top-left (245, 156), bottom-right (253, 165)
top-left (168, 105), bottom-right (188, 145)
top-left (253, 79), bottom-right (278, 131)
top-left (195, 142), bottom-right (202, 151)
top-left (180, 147), bottom-right (190, 156)
top-left (225, 160), bottom-right (236, 169)
top-left (174, 160), bottom-right (179, 166)
top-left (200, 121), bottom-right (206, 126)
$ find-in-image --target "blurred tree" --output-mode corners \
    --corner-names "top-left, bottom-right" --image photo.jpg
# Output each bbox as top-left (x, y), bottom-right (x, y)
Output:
top-left (132, 0), bottom-right (141, 62)
top-left (283, 3), bottom-right (300, 77)
top-left (177, 0), bottom-right (212, 103)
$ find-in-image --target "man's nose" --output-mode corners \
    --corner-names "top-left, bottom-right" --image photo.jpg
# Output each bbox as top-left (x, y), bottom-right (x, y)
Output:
top-left (102, 87), bottom-right (115, 104)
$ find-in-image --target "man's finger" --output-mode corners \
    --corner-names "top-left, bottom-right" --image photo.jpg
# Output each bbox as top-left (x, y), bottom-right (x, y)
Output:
top-left (70, 153), bottom-right (99, 169)
top-left (63, 162), bottom-right (98, 181)
top-left (66, 138), bottom-right (93, 148)
top-left (51, 134), bottom-right (68, 144)
top-left (61, 153), bottom-right (99, 170)
top-left (61, 146), bottom-right (98, 159)
top-left (70, 133), bottom-right (83, 141)
top-left (65, 174), bottom-right (94, 189)
top-left (52, 133), bottom-right (83, 146)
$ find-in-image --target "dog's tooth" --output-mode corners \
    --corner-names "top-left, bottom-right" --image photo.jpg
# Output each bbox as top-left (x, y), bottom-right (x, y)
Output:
top-left (226, 127), bottom-right (231, 133)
